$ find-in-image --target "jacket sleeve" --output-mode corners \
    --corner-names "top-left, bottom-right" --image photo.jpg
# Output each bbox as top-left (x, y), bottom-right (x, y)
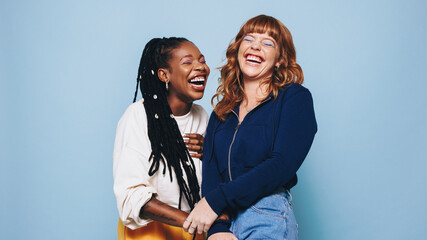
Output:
top-left (201, 113), bottom-right (232, 237)
top-left (113, 103), bottom-right (157, 230)
top-left (204, 89), bottom-right (317, 215)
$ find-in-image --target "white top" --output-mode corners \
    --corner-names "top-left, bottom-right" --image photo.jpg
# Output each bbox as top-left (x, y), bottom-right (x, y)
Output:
top-left (113, 100), bottom-right (208, 230)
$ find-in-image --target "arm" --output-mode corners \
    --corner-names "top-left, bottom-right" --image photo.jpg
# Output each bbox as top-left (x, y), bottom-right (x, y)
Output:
top-left (206, 89), bottom-right (317, 213)
top-left (114, 103), bottom-right (211, 229)
top-left (113, 103), bottom-right (189, 229)
top-left (187, 89), bottom-right (317, 233)
top-left (138, 193), bottom-right (231, 230)
top-left (206, 89), bottom-right (317, 212)
top-left (139, 197), bottom-right (188, 227)
top-left (139, 132), bottom-right (206, 228)
top-left (184, 114), bottom-right (233, 236)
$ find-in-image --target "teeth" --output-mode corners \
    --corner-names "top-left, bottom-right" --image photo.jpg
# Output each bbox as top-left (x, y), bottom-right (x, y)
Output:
top-left (189, 76), bottom-right (205, 83)
top-left (247, 55), bottom-right (262, 63)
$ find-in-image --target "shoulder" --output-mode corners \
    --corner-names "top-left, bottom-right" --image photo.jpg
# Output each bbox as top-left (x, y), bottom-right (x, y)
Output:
top-left (277, 83), bottom-right (313, 102)
top-left (191, 103), bottom-right (208, 118)
top-left (122, 100), bottom-right (146, 118)
top-left (191, 103), bottom-right (209, 123)
top-left (114, 100), bottom-right (149, 154)
top-left (117, 100), bottom-right (147, 129)
top-left (280, 83), bottom-right (311, 96)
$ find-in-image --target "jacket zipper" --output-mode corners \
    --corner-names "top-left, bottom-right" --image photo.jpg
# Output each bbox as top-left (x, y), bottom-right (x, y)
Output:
top-left (228, 115), bottom-right (240, 181)
top-left (227, 97), bottom-right (272, 181)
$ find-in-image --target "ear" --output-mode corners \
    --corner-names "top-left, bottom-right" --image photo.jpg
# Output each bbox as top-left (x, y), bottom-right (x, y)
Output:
top-left (275, 57), bottom-right (284, 69)
top-left (157, 68), bottom-right (170, 83)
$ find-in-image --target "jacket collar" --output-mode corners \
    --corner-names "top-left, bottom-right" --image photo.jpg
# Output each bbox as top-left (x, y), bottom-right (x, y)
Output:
top-left (231, 93), bottom-right (273, 117)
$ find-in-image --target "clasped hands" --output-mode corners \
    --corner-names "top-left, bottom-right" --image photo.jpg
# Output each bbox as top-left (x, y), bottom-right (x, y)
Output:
top-left (183, 135), bottom-right (237, 239)
top-left (183, 197), bottom-right (237, 240)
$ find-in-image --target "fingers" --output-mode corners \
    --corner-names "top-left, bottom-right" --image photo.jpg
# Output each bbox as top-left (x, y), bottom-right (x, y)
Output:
top-left (185, 219), bottom-right (207, 235)
top-left (188, 222), bottom-right (198, 235)
top-left (186, 142), bottom-right (203, 151)
top-left (203, 223), bottom-right (211, 233)
top-left (184, 138), bottom-right (204, 146)
top-left (183, 214), bottom-right (199, 235)
top-left (184, 217), bottom-right (211, 235)
top-left (217, 213), bottom-right (230, 221)
top-left (183, 217), bottom-right (191, 232)
top-left (197, 225), bottom-right (204, 235)
top-left (184, 133), bottom-right (204, 142)
top-left (189, 225), bottom-right (197, 235)
top-left (184, 198), bottom-right (217, 234)
top-left (184, 133), bottom-right (204, 156)
top-left (184, 134), bottom-right (204, 145)
top-left (190, 153), bottom-right (203, 159)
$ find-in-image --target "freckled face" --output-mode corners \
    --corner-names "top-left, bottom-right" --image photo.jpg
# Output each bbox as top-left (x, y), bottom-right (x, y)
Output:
top-left (166, 41), bottom-right (210, 103)
top-left (237, 32), bottom-right (280, 82)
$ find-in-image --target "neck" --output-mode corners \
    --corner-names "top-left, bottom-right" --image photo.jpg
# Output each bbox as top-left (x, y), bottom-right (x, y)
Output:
top-left (167, 95), bottom-right (192, 116)
top-left (243, 78), bottom-right (269, 102)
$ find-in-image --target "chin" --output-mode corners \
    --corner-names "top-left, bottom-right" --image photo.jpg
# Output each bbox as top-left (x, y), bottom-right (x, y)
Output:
top-left (192, 94), bottom-right (204, 101)
top-left (186, 92), bottom-right (204, 102)
top-left (242, 72), bottom-right (263, 80)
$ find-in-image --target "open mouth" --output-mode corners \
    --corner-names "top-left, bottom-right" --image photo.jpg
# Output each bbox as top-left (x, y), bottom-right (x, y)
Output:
top-left (188, 75), bottom-right (206, 90)
top-left (245, 54), bottom-right (264, 64)
top-left (188, 76), bottom-right (205, 85)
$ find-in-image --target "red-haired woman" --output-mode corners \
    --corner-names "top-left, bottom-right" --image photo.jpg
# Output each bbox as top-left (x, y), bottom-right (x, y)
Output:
top-left (184, 15), bottom-right (317, 240)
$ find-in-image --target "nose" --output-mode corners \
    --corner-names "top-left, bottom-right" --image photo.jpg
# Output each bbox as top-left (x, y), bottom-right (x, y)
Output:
top-left (195, 62), bottom-right (206, 72)
top-left (250, 40), bottom-right (261, 50)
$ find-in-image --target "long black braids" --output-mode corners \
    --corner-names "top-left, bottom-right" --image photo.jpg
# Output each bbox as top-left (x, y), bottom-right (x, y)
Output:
top-left (133, 37), bottom-right (201, 210)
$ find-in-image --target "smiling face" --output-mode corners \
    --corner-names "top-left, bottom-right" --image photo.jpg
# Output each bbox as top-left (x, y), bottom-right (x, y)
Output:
top-left (161, 41), bottom-right (210, 104)
top-left (237, 32), bottom-right (280, 83)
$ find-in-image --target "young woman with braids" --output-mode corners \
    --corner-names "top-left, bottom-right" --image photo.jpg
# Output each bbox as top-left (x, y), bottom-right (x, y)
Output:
top-left (113, 37), bottom-right (214, 239)
top-left (184, 15), bottom-right (317, 240)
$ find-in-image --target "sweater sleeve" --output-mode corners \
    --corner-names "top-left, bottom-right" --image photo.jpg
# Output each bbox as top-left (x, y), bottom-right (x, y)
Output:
top-left (204, 89), bottom-right (317, 214)
top-left (113, 102), bottom-right (157, 230)
top-left (201, 113), bottom-right (232, 237)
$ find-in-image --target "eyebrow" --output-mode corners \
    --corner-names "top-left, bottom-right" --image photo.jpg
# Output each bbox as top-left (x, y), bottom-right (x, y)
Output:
top-left (180, 54), bottom-right (193, 61)
top-left (180, 54), bottom-right (205, 61)
top-left (247, 33), bottom-right (276, 42)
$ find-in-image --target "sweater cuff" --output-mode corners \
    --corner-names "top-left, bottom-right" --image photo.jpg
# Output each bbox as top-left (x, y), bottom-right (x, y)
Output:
top-left (207, 219), bottom-right (231, 238)
top-left (204, 186), bottom-right (228, 216)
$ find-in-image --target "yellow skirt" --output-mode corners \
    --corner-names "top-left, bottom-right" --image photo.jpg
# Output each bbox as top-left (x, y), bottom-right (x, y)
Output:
top-left (117, 219), bottom-right (206, 240)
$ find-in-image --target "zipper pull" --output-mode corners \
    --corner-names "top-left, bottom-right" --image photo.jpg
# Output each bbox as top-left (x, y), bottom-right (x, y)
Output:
top-left (236, 123), bottom-right (240, 130)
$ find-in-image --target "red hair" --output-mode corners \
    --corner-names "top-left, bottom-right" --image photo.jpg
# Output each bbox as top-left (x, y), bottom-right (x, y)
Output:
top-left (212, 15), bottom-right (304, 121)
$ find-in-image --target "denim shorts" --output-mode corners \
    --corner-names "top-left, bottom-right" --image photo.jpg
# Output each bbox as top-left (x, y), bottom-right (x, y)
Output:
top-left (230, 189), bottom-right (298, 240)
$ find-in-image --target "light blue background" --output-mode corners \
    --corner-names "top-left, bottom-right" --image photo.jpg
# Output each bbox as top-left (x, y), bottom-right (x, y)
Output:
top-left (1, 0), bottom-right (426, 239)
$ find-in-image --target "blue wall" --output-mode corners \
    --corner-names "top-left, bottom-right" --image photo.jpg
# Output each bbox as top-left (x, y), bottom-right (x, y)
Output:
top-left (1, 0), bottom-right (426, 239)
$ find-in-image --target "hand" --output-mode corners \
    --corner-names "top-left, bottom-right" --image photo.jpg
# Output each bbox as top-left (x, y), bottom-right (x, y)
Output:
top-left (183, 197), bottom-right (218, 234)
top-left (217, 213), bottom-right (230, 221)
top-left (184, 133), bottom-right (204, 159)
top-left (208, 232), bottom-right (238, 240)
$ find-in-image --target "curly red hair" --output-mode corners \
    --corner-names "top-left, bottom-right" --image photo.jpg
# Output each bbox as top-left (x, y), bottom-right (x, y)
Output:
top-left (212, 15), bottom-right (304, 121)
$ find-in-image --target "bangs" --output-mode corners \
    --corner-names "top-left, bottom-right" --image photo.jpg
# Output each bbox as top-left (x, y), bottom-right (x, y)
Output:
top-left (240, 16), bottom-right (281, 41)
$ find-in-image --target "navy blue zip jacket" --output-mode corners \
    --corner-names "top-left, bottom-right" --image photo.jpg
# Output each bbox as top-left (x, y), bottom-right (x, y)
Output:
top-left (202, 83), bottom-right (317, 236)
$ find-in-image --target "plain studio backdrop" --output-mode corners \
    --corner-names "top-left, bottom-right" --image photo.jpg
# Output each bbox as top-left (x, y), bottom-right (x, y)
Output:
top-left (1, 0), bottom-right (426, 239)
